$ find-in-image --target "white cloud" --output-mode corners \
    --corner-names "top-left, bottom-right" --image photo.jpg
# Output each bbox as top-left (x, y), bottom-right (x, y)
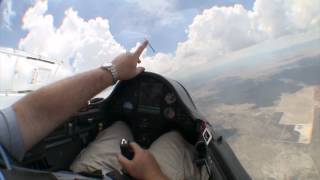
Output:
top-left (18, 0), bottom-right (320, 78)
top-left (144, 0), bottom-right (320, 76)
top-left (253, 0), bottom-right (320, 36)
top-left (0, 0), bottom-right (16, 29)
top-left (143, 52), bottom-right (177, 75)
top-left (1, 0), bottom-right (319, 107)
top-left (175, 5), bottom-right (260, 65)
top-left (19, 0), bottom-right (125, 72)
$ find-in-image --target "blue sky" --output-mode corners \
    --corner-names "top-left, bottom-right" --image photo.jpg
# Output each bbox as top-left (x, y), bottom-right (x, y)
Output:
top-left (0, 0), bottom-right (254, 53)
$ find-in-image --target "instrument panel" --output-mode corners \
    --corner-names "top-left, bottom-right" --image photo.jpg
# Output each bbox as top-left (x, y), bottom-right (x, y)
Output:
top-left (107, 77), bottom-right (191, 148)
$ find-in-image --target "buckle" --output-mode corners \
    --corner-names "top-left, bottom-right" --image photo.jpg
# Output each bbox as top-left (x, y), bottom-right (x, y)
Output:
top-left (202, 128), bottom-right (212, 145)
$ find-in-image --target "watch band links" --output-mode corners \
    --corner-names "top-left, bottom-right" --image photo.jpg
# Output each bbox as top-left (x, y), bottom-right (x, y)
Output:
top-left (101, 64), bottom-right (118, 84)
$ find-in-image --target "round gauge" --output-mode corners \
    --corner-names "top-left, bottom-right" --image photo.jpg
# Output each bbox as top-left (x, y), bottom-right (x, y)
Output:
top-left (123, 101), bottom-right (134, 112)
top-left (163, 107), bottom-right (175, 119)
top-left (164, 92), bottom-right (176, 104)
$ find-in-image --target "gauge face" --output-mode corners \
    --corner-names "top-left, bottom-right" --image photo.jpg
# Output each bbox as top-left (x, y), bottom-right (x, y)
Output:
top-left (163, 107), bottom-right (175, 119)
top-left (123, 101), bottom-right (134, 112)
top-left (164, 92), bottom-right (176, 104)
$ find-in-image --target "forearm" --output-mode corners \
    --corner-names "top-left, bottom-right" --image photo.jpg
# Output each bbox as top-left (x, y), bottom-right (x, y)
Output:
top-left (14, 68), bottom-right (112, 150)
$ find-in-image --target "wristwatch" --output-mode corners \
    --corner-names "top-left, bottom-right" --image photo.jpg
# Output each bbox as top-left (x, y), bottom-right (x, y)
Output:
top-left (101, 63), bottom-right (119, 84)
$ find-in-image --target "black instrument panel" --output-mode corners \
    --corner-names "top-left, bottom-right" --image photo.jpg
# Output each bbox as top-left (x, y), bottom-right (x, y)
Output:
top-left (106, 76), bottom-right (191, 148)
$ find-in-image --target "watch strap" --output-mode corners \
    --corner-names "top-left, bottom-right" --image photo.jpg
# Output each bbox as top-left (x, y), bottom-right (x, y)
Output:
top-left (101, 64), bottom-right (118, 84)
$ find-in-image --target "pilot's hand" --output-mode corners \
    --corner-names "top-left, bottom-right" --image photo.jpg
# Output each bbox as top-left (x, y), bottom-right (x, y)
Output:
top-left (117, 142), bottom-right (168, 180)
top-left (112, 40), bottom-right (148, 80)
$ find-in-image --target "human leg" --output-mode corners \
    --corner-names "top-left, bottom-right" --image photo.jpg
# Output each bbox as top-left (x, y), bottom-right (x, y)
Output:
top-left (149, 131), bottom-right (209, 180)
top-left (70, 121), bottom-right (133, 173)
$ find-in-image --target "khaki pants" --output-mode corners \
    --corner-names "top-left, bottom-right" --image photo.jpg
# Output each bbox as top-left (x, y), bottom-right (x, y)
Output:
top-left (70, 121), bottom-right (208, 180)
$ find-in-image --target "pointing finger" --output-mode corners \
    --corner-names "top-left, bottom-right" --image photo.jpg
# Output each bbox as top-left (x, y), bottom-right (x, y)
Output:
top-left (134, 40), bottom-right (148, 57)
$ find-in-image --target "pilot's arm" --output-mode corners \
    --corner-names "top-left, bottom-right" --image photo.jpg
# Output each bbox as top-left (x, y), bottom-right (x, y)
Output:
top-left (0, 40), bottom-right (169, 180)
top-left (13, 41), bottom-right (147, 153)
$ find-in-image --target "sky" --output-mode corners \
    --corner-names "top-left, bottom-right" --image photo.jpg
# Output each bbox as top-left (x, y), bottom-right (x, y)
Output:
top-left (0, 0), bottom-right (320, 106)
top-left (0, 0), bottom-right (255, 52)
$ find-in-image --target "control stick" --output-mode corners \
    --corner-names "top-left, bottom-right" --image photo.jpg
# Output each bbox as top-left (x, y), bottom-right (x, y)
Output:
top-left (120, 138), bottom-right (134, 160)
top-left (119, 138), bottom-right (134, 179)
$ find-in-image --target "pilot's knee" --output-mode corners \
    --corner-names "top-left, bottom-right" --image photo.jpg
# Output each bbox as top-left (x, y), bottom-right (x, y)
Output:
top-left (96, 120), bottom-right (133, 141)
top-left (162, 131), bottom-right (184, 141)
top-left (152, 131), bottom-right (188, 148)
top-left (110, 120), bottom-right (129, 129)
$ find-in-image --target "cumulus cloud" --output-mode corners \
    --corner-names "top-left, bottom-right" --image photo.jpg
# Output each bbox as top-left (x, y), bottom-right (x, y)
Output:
top-left (253, 0), bottom-right (320, 36)
top-left (0, 0), bottom-right (16, 29)
top-left (174, 0), bottom-right (320, 69)
top-left (138, 0), bottom-right (319, 77)
top-left (19, 0), bottom-right (125, 72)
top-left (175, 5), bottom-right (260, 66)
top-left (18, 0), bottom-right (320, 78)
